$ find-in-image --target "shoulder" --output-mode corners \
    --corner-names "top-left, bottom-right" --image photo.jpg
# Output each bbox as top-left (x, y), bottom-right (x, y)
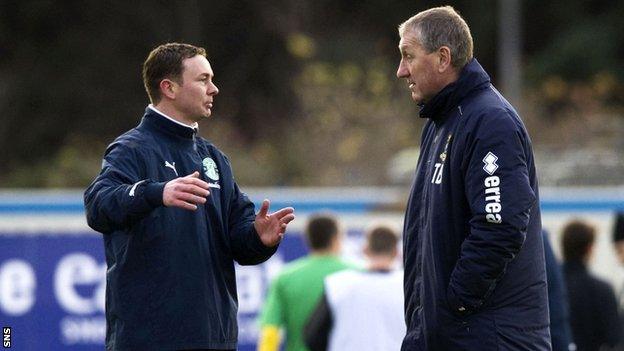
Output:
top-left (460, 87), bottom-right (523, 130)
top-left (455, 103), bottom-right (528, 151)
top-left (590, 275), bottom-right (616, 296)
top-left (112, 127), bottom-right (143, 145)
top-left (103, 128), bottom-right (149, 158)
top-left (390, 269), bottom-right (404, 280)
top-left (196, 136), bottom-right (217, 151)
top-left (325, 269), bottom-right (361, 287)
top-left (276, 257), bottom-right (313, 278)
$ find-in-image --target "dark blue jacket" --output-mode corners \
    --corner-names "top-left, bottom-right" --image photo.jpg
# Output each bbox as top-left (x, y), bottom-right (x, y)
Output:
top-left (84, 107), bottom-right (277, 350)
top-left (543, 231), bottom-right (573, 351)
top-left (564, 261), bottom-right (621, 351)
top-left (401, 59), bottom-right (551, 351)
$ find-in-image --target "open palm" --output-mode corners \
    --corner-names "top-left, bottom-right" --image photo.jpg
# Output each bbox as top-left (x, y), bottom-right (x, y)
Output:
top-left (254, 199), bottom-right (295, 247)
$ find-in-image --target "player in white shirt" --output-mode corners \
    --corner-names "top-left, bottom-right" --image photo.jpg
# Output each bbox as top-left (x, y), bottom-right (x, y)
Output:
top-left (304, 225), bottom-right (405, 351)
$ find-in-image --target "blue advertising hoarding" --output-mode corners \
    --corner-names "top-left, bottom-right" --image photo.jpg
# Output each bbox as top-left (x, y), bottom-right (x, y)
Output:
top-left (0, 231), bottom-right (314, 351)
top-left (2, 187), bottom-right (624, 350)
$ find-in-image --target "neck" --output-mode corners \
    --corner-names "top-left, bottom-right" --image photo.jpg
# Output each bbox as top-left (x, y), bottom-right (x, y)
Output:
top-left (439, 68), bottom-right (460, 91)
top-left (366, 255), bottom-right (395, 271)
top-left (311, 248), bottom-right (338, 256)
top-left (153, 102), bottom-right (196, 127)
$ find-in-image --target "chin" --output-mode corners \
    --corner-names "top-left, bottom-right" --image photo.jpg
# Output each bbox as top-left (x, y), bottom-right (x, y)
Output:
top-left (196, 111), bottom-right (211, 120)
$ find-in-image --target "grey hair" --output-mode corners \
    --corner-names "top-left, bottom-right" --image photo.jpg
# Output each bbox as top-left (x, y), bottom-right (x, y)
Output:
top-left (398, 6), bottom-right (473, 69)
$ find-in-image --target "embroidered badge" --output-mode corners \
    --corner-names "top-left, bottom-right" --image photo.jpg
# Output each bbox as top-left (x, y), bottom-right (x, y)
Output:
top-left (202, 157), bottom-right (220, 181)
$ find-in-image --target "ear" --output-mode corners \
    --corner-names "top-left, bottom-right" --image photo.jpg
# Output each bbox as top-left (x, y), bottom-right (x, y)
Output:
top-left (159, 79), bottom-right (177, 100)
top-left (363, 245), bottom-right (371, 258)
top-left (437, 46), bottom-right (453, 73)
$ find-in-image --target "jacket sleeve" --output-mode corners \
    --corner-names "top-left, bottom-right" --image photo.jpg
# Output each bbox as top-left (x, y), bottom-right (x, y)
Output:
top-left (84, 141), bottom-right (165, 234)
top-left (228, 178), bottom-right (277, 265)
top-left (448, 111), bottom-right (536, 315)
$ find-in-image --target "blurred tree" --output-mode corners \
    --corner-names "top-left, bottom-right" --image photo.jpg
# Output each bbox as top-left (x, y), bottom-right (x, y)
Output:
top-left (0, 0), bottom-right (622, 187)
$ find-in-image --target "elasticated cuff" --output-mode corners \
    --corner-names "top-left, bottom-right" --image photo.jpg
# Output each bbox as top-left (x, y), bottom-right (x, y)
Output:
top-left (250, 224), bottom-right (280, 255)
top-left (143, 181), bottom-right (166, 207)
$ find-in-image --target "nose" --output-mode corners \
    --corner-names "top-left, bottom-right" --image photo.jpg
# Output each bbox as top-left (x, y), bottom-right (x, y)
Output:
top-left (208, 82), bottom-right (219, 96)
top-left (397, 60), bottom-right (409, 79)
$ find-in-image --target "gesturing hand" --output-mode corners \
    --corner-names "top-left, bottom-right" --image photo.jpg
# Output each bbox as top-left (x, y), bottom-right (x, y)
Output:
top-left (254, 199), bottom-right (295, 247)
top-left (163, 171), bottom-right (210, 210)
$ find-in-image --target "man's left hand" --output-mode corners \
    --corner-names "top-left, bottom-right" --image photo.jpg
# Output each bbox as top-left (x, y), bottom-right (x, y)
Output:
top-left (254, 199), bottom-right (295, 247)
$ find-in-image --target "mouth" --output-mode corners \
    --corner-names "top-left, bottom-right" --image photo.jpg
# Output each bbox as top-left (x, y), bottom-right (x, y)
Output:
top-left (408, 82), bottom-right (415, 89)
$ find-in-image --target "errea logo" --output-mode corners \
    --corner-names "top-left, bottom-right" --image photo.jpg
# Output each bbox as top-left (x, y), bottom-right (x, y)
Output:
top-left (482, 152), bottom-right (498, 175)
top-left (482, 151), bottom-right (502, 224)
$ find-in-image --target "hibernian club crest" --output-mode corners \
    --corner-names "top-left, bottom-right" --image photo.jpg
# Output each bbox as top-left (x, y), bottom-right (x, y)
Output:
top-left (202, 157), bottom-right (220, 181)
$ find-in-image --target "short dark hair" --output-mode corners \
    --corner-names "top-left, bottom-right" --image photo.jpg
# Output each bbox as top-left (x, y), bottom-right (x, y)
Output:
top-left (561, 220), bottom-right (595, 262)
top-left (305, 214), bottom-right (340, 251)
top-left (366, 225), bottom-right (399, 256)
top-left (142, 43), bottom-right (207, 104)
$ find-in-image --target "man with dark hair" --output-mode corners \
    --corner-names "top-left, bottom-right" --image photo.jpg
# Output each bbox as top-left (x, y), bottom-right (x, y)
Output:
top-left (396, 6), bottom-right (550, 350)
top-left (257, 213), bottom-right (353, 351)
top-left (304, 224), bottom-right (405, 351)
top-left (84, 43), bottom-right (295, 351)
top-left (562, 220), bottom-right (621, 351)
top-left (304, 215), bottom-right (340, 251)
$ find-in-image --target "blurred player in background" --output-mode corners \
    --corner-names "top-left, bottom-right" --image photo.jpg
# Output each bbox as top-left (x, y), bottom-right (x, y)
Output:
top-left (542, 230), bottom-right (574, 351)
top-left (303, 224), bottom-right (404, 351)
top-left (613, 212), bottom-right (624, 351)
top-left (84, 43), bottom-right (295, 351)
top-left (257, 213), bottom-right (353, 351)
top-left (562, 220), bottom-right (621, 351)
top-left (396, 6), bottom-right (550, 350)
top-left (613, 212), bottom-right (624, 305)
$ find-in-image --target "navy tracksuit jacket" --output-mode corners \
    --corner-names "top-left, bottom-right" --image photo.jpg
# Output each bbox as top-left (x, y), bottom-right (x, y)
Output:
top-left (84, 107), bottom-right (277, 350)
top-left (401, 59), bottom-right (551, 350)
top-left (564, 261), bottom-right (621, 351)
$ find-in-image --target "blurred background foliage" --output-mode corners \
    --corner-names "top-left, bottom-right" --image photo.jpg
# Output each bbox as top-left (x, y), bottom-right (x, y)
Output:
top-left (1, 0), bottom-right (623, 187)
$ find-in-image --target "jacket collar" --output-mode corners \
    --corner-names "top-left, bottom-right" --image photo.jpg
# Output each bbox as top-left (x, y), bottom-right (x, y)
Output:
top-left (419, 58), bottom-right (491, 121)
top-left (139, 106), bottom-right (198, 140)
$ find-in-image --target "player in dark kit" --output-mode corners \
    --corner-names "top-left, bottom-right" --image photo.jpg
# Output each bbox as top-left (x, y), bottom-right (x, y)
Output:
top-left (397, 7), bottom-right (550, 351)
top-left (84, 43), bottom-right (295, 351)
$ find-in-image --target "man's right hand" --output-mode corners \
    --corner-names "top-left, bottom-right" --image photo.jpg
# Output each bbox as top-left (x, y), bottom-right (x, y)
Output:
top-left (163, 171), bottom-right (210, 210)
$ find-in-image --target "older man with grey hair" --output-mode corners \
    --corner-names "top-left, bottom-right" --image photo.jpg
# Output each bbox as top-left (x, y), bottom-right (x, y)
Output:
top-left (397, 6), bottom-right (550, 351)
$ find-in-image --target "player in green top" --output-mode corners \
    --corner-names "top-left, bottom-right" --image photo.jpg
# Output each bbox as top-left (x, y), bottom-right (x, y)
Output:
top-left (257, 213), bottom-right (355, 351)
